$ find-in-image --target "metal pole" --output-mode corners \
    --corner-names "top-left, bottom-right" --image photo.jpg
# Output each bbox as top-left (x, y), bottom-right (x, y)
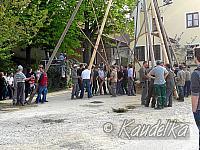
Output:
top-left (89, 0), bottom-right (113, 69)
top-left (45, 0), bottom-right (84, 72)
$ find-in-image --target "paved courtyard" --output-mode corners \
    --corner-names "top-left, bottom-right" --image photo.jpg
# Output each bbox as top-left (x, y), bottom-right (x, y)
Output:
top-left (0, 91), bottom-right (198, 150)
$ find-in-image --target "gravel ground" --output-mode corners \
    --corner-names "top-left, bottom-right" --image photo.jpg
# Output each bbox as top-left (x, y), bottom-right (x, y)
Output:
top-left (0, 91), bottom-right (198, 150)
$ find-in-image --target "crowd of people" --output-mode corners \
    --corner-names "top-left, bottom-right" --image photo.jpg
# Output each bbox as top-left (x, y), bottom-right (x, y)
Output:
top-left (0, 65), bottom-right (48, 106)
top-left (71, 63), bottom-right (137, 100)
top-left (71, 61), bottom-right (192, 110)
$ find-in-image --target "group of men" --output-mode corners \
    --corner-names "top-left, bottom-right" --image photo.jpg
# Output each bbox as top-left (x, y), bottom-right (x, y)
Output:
top-left (0, 65), bottom-right (48, 106)
top-left (139, 60), bottom-right (191, 109)
top-left (71, 63), bottom-right (137, 99)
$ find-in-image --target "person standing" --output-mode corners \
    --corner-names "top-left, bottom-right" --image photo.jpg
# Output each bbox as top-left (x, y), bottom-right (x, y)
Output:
top-left (36, 65), bottom-right (48, 104)
top-left (122, 66), bottom-right (128, 95)
top-left (77, 64), bottom-right (84, 96)
top-left (98, 66), bottom-right (106, 95)
top-left (14, 65), bottom-right (31, 106)
top-left (191, 47), bottom-right (200, 147)
top-left (25, 68), bottom-right (35, 100)
top-left (184, 66), bottom-right (191, 97)
top-left (117, 67), bottom-right (124, 95)
top-left (7, 73), bottom-right (14, 99)
top-left (148, 61), bottom-right (169, 109)
top-left (80, 65), bottom-right (92, 99)
top-left (71, 64), bottom-right (79, 99)
top-left (110, 66), bottom-right (117, 97)
top-left (127, 64), bottom-right (136, 96)
top-left (0, 72), bottom-right (7, 100)
top-left (139, 61), bottom-right (149, 105)
top-left (92, 66), bottom-right (99, 95)
top-left (165, 64), bottom-right (175, 107)
top-left (176, 65), bottom-right (186, 102)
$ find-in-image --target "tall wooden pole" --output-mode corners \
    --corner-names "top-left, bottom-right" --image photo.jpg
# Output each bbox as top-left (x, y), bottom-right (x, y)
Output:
top-left (143, 0), bottom-right (156, 67)
top-left (45, 0), bottom-right (84, 72)
top-left (89, 0), bottom-right (113, 69)
top-left (150, 0), bottom-right (169, 64)
top-left (153, 0), bottom-right (172, 64)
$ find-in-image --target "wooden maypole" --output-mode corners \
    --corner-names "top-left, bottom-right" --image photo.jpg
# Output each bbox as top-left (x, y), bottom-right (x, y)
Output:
top-left (45, 0), bottom-right (84, 72)
top-left (88, 0), bottom-right (113, 69)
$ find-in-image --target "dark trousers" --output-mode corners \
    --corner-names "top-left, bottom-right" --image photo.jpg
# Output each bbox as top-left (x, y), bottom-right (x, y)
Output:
top-left (193, 110), bottom-right (200, 147)
top-left (7, 85), bottom-right (14, 99)
top-left (128, 78), bottom-right (135, 96)
top-left (17, 82), bottom-right (25, 105)
top-left (117, 80), bottom-right (124, 95)
top-left (92, 79), bottom-right (98, 94)
top-left (184, 81), bottom-right (191, 97)
top-left (80, 79), bottom-right (92, 98)
top-left (0, 86), bottom-right (6, 100)
top-left (145, 85), bottom-right (156, 107)
top-left (178, 86), bottom-right (184, 101)
top-left (122, 79), bottom-right (128, 94)
top-left (25, 83), bottom-right (30, 100)
top-left (166, 88), bottom-right (173, 106)
top-left (141, 81), bottom-right (148, 105)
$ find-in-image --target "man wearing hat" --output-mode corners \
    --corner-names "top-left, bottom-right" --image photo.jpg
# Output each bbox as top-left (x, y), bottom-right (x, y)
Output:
top-left (14, 65), bottom-right (32, 105)
top-left (148, 61), bottom-right (169, 109)
top-left (71, 64), bottom-right (79, 99)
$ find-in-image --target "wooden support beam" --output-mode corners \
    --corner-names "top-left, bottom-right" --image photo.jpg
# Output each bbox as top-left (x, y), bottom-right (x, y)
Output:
top-left (153, 0), bottom-right (172, 64)
top-left (150, 0), bottom-right (169, 64)
top-left (89, 0), bottom-right (113, 69)
top-left (45, 0), bottom-right (84, 72)
top-left (143, 0), bottom-right (156, 67)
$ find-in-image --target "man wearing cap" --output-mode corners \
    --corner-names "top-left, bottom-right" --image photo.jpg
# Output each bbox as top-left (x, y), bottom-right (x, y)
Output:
top-left (71, 64), bottom-right (79, 99)
top-left (110, 66), bottom-right (118, 97)
top-left (14, 65), bottom-right (32, 106)
top-left (148, 61), bottom-right (169, 109)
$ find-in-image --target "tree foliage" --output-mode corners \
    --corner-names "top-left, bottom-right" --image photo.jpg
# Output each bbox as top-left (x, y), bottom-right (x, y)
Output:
top-left (0, 0), bottom-right (136, 69)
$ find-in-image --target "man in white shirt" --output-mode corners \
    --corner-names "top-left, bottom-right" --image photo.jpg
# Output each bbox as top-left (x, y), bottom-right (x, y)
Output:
top-left (80, 65), bottom-right (92, 98)
top-left (7, 73), bottom-right (14, 99)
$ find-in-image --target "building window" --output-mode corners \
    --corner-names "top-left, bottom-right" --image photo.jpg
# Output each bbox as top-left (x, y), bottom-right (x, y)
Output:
top-left (148, 45), bottom-right (161, 61)
top-left (153, 45), bottom-right (161, 60)
top-left (135, 46), bottom-right (145, 61)
top-left (186, 12), bottom-right (199, 28)
top-left (152, 17), bottom-right (163, 32)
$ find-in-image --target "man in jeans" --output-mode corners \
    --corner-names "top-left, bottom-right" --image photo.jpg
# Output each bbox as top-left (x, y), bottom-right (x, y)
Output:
top-left (80, 65), bottom-right (92, 99)
top-left (148, 61), bottom-right (169, 109)
top-left (36, 65), bottom-right (48, 104)
top-left (127, 64), bottom-right (136, 96)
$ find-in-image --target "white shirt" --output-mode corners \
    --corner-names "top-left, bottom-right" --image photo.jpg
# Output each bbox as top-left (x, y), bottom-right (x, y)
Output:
top-left (7, 76), bottom-right (14, 85)
top-left (81, 69), bottom-right (91, 80)
top-left (98, 70), bottom-right (104, 78)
